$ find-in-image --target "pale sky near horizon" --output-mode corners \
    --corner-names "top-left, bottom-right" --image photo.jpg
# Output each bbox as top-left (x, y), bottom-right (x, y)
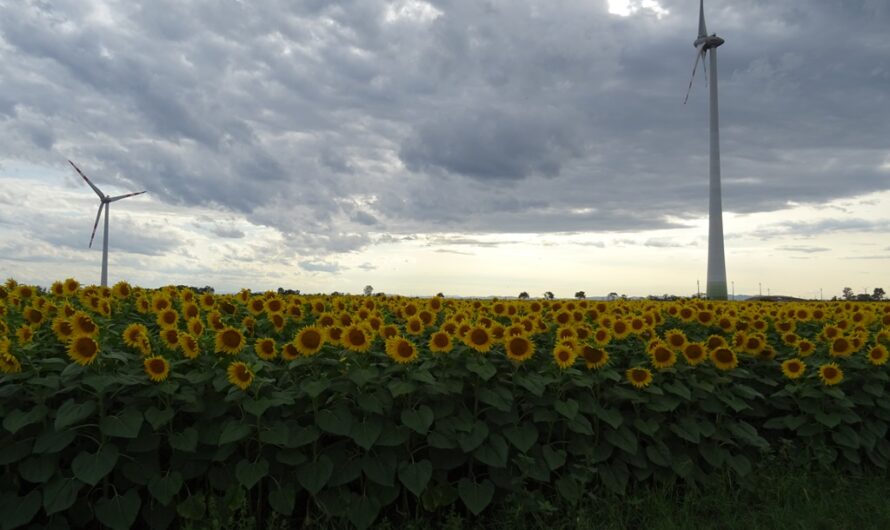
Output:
top-left (0, 0), bottom-right (888, 298)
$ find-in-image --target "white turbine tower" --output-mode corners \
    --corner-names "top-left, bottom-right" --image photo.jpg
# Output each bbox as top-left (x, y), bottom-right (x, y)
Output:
top-left (684, 0), bottom-right (728, 300)
top-left (69, 160), bottom-right (146, 287)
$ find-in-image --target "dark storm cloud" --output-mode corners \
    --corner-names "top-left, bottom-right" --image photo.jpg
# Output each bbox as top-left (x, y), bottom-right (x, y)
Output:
top-left (1, 0), bottom-right (888, 260)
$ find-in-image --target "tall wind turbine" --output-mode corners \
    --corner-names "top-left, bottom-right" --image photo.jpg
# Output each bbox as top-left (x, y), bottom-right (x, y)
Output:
top-left (684, 0), bottom-right (728, 300)
top-left (69, 160), bottom-right (146, 287)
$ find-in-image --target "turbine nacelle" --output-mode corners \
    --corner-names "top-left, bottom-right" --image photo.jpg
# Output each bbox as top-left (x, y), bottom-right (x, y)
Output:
top-left (694, 34), bottom-right (724, 51)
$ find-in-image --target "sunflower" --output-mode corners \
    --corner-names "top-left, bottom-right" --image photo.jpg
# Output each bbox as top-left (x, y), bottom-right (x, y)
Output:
top-left (829, 337), bottom-right (854, 358)
top-left (23, 307), bottom-right (44, 327)
top-left (60, 278), bottom-right (78, 296)
top-left (428, 331), bottom-right (453, 353)
top-left (159, 329), bottom-right (180, 351)
top-left (265, 297), bottom-right (285, 314)
top-left (649, 342), bottom-right (677, 370)
top-left (710, 347), bottom-right (738, 371)
top-left (592, 327), bottom-right (612, 347)
top-left (611, 319), bottom-right (631, 340)
top-left (294, 326), bottom-right (325, 356)
top-left (70, 311), bottom-right (99, 338)
top-left (111, 281), bottom-right (132, 300)
top-left (505, 335), bottom-right (535, 363)
top-left (797, 339), bottom-right (816, 357)
top-left (819, 363), bottom-right (844, 386)
top-left (781, 358), bottom-right (806, 380)
top-left (156, 309), bottom-right (179, 330)
top-left (181, 302), bottom-right (200, 321)
top-left (386, 336), bottom-right (419, 364)
top-left (316, 312), bottom-right (336, 328)
top-left (325, 326), bottom-right (343, 345)
top-left (227, 361), bottom-right (254, 390)
top-left (269, 313), bottom-right (286, 332)
top-left (821, 325), bottom-right (842, 341)
top-left (134, 296), bottom-right (151, 314)
top-left (557, 327), bottom-right (578, 343)
top-left (465, 326), bottom-right (493, 353)
top-left (68, 336), bottom-right (99, 366)
top-left (49, 281), bottom-right (65, 297)
top-left (682, 342), bottom-right (707, 366)
top-left (626, 367), bottom-right (654, 389)
top-left (215, 327), bottom-right (246, 355)
top-left (381, 324), bottom-right (400, 340)
top-left (405, 316), bottom-right (425, 336)
top-left (743, 334), bottom-right (766, 355)
top-left (199, 293), bottom-right (216, 310)
top-left (122, 323), bottom-right (149, 348)
top-left (697, 311), bottom-right (715, 326)
top-left (247, 297), bottom-right (266, 316)
top-left (664, 329), bottom-right (687, 351)
top-left (580, 345), bottom-right (609, 370)
top-left (185, 317), bottom-right (204, 338)
top-left (207, 311), bottom-right (225, 331)
top-left (552, 343), bottom-right (577, 369)
top-left (867, 345), bottom-right (889, 366)
top-left (0, 352), bottom-right (22, 374)
top-left (254, 338), bottom-right (278, 360)
top-left (179, 333), bottom-right (200, 359)
top-left (241, 316), bottom-right (256, 336)
top-left (52, 317), bottom-right (76, 343)
top-left (151, 294), bottom-right (172, 313)
top-left (15, 284), bottom-right (34, 299)
top-left (143, 356), bottom-right (170, 383)
top-left (781, 332), bottom-right (800, 346)
top-left (15, 325), bottom-right (33, 344)
top-left (277, 342), bottom-right (297, 361)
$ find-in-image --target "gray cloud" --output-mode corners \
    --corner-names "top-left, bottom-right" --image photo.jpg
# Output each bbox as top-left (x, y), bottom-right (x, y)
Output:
top-left (776, 245), bottom-right (831, 254)
top-left (299, 260), bottom-right (341, 273)
top-left (0, 0), bottom-right (888, 262)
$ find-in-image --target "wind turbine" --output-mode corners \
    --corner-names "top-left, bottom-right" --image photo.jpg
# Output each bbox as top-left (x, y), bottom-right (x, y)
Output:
top-left (68, 160), bottom-right (146, 287)
top-left (684, 0), bottom-right (728, 300)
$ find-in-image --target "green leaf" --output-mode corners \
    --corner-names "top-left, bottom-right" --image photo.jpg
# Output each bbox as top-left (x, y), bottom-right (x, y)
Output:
top-left (387, 380), bottom-right (417, 398)
top-left (0, 490), bottom-right (42, 530)
top-left (298, 456), bottom-right (334, 495)
top-left (478, 388), bottom-right (512, 412)
top-left (458, 421), bottom-right (489, 453)
top-left (3, 405), bottom-right (47, 434)
top-left (669, 418), bottom-right (701, 444)
top-left (259, 421), bottom-right (291, 447)
top-left (235, 458), bottom-right (269, 490)
top-left (269, 482), bottom-right (296, 515)
top-left (276, 448), bottom-right (308, 466)
top-left (458, 478), bottom-right (495, 515)
top-left (348, 367), bottom-right (379, 388)
top-left (514, 373), bottom-right (547, 396)
top-left (351, 416), bottom-right (383, 450)
top-left (815, 411), bottom-right (843, 428)
top-left (242, 398), bottom-right (275, 417)
top-left (645, 442), bottom-right (671, 467)
top-left (554, 399), bottom-right (579, 420)
top-left (832, 426), bottom-right (860, 449)
top-left (18, 455), bottom-right (57, 484)
top-left (144, 406), bottom-right (175, 430)
top-left (72, 444), bottom-right (120, 486)
top-left (633, 418), bottom-right (660, 437)
top-left (169, 428), bottom-right (199, 452)
top-left (362, 453), bottom-right (397, 487)
top-left (398, 460), bottom-right (433, 497)
top-left (54, 399), bottom-right (96, 431)
top-left (604, 426), bottom-right (638, 454)
top-left (347, 495), bottom-right (381, 530)
top-left (466, 359), bottom-right (496, 381)
top-left (148, 472), bottom-right (183, 506)
top-left (289, 425), bottom-right (321, 448)
top-left (33, 429), bottom-right (76, 454)
top-left (699, 441), bottom-right (726, 468)
top-left (599, 460), bottom-right (629, 494)
top-left (218, 421), bottom-right (253, 445)
top-left (95, 489), bottom-right (141, 530)
top-left (401, 406), bottom-right (434, 435)
top-left (42, 476), bottom-right (83, 515)
top-left (663, 381), bottom-right (692, 400)
top-left (556, 475), bottom-right (581, 504)
top-left (301, 379), bottom-right (330, 398)
top-left (567, 414), bottom-right (594, 435)
top-left (317, 407), bottom-right (353, 436)
top-left (543, 446), bottom-right (567, 471)
top-left (729, 454), bottom-right (752, 477)
top-left (0, 440), bottom-right (32, 465)
top-left (503, 423), bottom-right (538, 453)
top-left (474, 434), bottom-right (509, 468)
top-left (718, 393), bottom-right (750, 413)
top-left (671, 454), bottom-right (695, 478)
top-left (100, 408), bottom-right (143, 439)
top-left (176, 494), bottom-right (206, 520)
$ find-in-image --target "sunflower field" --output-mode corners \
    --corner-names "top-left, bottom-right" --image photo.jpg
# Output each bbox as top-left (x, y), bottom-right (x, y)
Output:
top-left (2, 278), bottom-right (890, 529)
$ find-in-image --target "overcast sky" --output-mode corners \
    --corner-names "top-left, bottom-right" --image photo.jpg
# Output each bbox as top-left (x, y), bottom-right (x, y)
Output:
top-left (1, 0), bottom-right (888, 298)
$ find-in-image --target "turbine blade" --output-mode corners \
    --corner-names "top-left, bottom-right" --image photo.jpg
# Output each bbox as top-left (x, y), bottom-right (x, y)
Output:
top-left (89, 203), bottom-right (103, 248)
top-left (107, 191), bottom-right (146, 202)
top-left (698, 0), bottom-right (708, 38)
top-left (683, 45), bottom-right (706, 104)
top-left (68, 160), bottom-right (105, 199)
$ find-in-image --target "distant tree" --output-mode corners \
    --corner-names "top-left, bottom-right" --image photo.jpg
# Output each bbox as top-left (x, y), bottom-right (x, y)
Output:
top-left (363, 285), bottom-right (374, 296)
top-left (575, 291), bottom-right (586, 300)
top-left (607, 292), bottom-right (618, 301)
top-left (543, 291), bottom-right (555, 300)
top-left (518, 291), bottom-right (530, 299)
top-left (873, 287), bottom-right (885, 301)
top-left (842, 287), bottom-right (855, 300)
top-left (436, 292), bottom-right (445, 298)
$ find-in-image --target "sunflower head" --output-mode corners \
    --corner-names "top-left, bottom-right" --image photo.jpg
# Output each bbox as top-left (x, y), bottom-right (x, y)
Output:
top-left (829, 336), bottom-right (854, 358)
top-left (71, 311), bottom-right (99, 338)
top-left (386, 336), bottom-right (419, 364)
top-left (682, 343), bottom-right (707, 366)
top-left (781, 358), bottom-right (806, 380)
top-left (626, 367), bottom-right (653, 389)
top-left (179, 333), bottom-right (200, 359)
top-left (122, 323), bottom-right (149, 349)
top-left (664, 329), bottom-right (688, 351)
top-left (144, 356), bottom-right (171, 383)
top-left (254, 338), bottom-right (278, 360)
top-left (505, 335), bottom-right (535, 363)
top-left (215, 327), bottom-right (246, 355)
top-left (649, 342), bottom-right (677, 370)
top-left (464, 326), bottom-right (493, 353)
top-left (428, 331), bottom-right (453, 353)
top-left (0, 352), bottom-right (22, 374)
top-left (819, 363), bottom-right (844, 386)
top-left (52, 317), bottom-right (76, 342)
top-left (156, 309), bottom-right (179, 330)
top-left (797, 339), bottom-right (816, 357)
top-left (710, 347), bottom-right (738, 371)
top-left (294, 326), bottom-right (325, 356)
top-left (552, 343), bottom-right (578, 370)
top-left (281, 343), bottom-right (300, 361)
top-left (111, 281), bottom-right (132, 300)
top-left (68, 336), bottom-right (99, 366)
top-left (580, 345), bottom-right (609, 370)
top-left (227, 361), bottom-right (254, 390)
top-left (868, 345), bottom-right (889, 366)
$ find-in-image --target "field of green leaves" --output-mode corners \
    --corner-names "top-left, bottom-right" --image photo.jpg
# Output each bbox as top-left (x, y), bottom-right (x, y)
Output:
top-left (2, 278), bottom-right (890, 529)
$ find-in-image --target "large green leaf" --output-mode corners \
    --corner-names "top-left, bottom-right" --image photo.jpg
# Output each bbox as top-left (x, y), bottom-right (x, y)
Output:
top-left (269, 482), bottom-right (296, 515)
top-left (33, 429), bottom-right (76, 454)
top-left (604, 425), bottom-right (638, 455)
top-left (317, 407), bottom-right (353, 436)
top-left (289, 425), bottom-right (321, 448)
top-left (465, 359), bottom-right (496, 381)
top-left (542, 446), bottom-right (567, 471)
top-left (0, 440), bottom-right (32, 465)
top-left (72, 444), bottom-right (120, 486)
top-left (457, 421), bottom-right (489, 452)
top-left (301, 379), bottom-right (330, 398)
top-left (176, 494), bottom-right (206, 520)
top-left (218, 421), bottom-right (253, 445)
top-left (350, 416), bottom-right (383, 450)
top-left (18, 455), bottom-right (57, 484)
top-left (832, 426), bottom-right (860, 449)
top-left (169, 428), bottom-right (198, 452)
top-left (478, 388), bottom-right (512, 412)
top-left (347, 495), bottom-right (381, 530)
top-left (42, 476), bottom-right (83, 515)
top-left (144, 407), bottom-right (175, 430)
top-left (0, 490), bottom-right (41, 530)
top-left (591, 404), bottom-right (624, 429)
top-left (54, 399), bottom-right (97, 430)
top-left (401, 406), bottom-right (434, 435)
top-left (297, 456), bottom-right (334, 495)
top-left (599, 460), bottom-right (629, 494)
top-left (362, 453), bottom-right (397, 487)
top-left (95, 489), bottom-right (141, 530)
top-left (148, 472), bottom-right (183, 506)
top-left (474, 434), bottom-right (509, 468)
top-left (3, 405), bottom-right (47, 434)
top-left (458, 478), bottom-right (494, 515)
top-left (235, 458), bottom-right (269, 490)
top-left (398, 460), bottom-right (433, 497)
top-left (554, 399), bottom-right (579, 420)
top-left (503, 423), bottom-right (538, 453)
top-left (100, 408), bottom-right (143, 439)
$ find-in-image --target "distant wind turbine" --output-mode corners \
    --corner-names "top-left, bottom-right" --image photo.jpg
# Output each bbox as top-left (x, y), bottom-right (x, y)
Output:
top-left (68, 160), bottom-right (146, 287)
top-left (684, 0), bottom-right (728, 300)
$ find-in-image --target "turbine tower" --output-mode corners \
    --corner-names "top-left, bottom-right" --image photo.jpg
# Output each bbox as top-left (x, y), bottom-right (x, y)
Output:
top-left (684, 0), bottom-right (727, 300)
top-left (69, 160), bottom-right (146, 287)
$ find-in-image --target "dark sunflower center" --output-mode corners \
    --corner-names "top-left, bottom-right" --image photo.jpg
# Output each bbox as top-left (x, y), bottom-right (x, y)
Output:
top-left (300, 330), bottom-right (321, 348)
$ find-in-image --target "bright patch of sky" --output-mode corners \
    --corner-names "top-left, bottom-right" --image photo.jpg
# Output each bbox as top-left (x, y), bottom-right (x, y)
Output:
top-left (607, 0), bottom-right (670, 19)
